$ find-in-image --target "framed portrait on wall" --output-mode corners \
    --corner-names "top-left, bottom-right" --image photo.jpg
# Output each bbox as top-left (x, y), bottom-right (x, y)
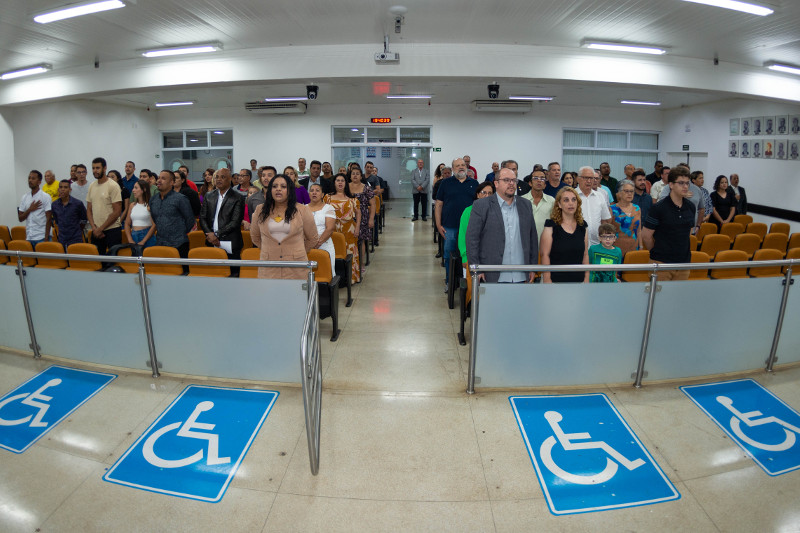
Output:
top-left (728, 140), bottom-right (738, 157)
top-left (741, 117), bottom-right (751, 135)
top-left (740, 140), bottom-right (751, 158)
top-left (764, 116), bottom-right (775, 135)
top-left (729, 118), bottom-right (739, 136)
top-left (753, 140), bottom-right (762, 158)
top-left (763, 139), bottom-right (775, 158)
top-left (791, 141), bottom-right (799, 160)
top-left (791, 116), bottom-right (800, 135)
top-left (751, 117), bottom-right (763, 135)
top-left (777, 115), bottom-right (788, 135)
top-left (776, 140), bottom-right (787, 160)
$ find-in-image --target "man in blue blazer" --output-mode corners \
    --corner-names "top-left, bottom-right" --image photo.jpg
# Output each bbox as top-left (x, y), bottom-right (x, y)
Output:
top-left (465, 168), bottom-right (538, 283)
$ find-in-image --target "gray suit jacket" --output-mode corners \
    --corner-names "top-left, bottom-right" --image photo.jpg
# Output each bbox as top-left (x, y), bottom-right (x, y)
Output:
top-left (465, 195), bottom-right (538, 283)
top-left (411, 168), bottom-right (430, 191)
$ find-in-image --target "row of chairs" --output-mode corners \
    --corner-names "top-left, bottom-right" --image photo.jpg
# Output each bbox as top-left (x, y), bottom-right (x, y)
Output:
top-left (622, 248), bottom-right (800, 281)
top-left (695, 220), bottom-right (792, 246)
top-left (693, 232), bottom-right (799, 260)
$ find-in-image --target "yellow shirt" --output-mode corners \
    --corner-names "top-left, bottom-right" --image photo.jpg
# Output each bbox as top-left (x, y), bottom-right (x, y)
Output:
top-left (42, 180), bottom-right (59, 201)
top-left (86, 179), bottom-right (123, 230)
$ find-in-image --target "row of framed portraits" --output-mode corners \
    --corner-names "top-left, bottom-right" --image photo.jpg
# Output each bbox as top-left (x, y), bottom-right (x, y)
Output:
top-left (728, 139), bottom-right (799, 159)
top-left (730, 116), bottom-right (800, 136)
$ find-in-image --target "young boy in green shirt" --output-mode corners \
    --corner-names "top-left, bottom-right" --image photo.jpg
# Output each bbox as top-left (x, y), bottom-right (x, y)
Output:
top-left (589, 223), bottom-right (623, 282)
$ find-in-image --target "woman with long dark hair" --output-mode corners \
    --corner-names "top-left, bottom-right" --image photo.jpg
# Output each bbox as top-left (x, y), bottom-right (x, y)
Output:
top-left (124, 180), bottom-right (156, 252)
top-left (710, 174), bottom-right (736, 230)
top-left (250, 174), bottom-right (318, 279)
top-left (324, 173), bottom-right (362, 283)
top-left (347, 163), bottom-right (375, 277)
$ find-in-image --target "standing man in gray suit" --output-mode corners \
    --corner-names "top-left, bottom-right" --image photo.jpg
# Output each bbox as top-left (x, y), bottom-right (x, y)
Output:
top-left (465, 168), bottom-right (538, 283)
top-left (411, 158), bottom-right (430, 221)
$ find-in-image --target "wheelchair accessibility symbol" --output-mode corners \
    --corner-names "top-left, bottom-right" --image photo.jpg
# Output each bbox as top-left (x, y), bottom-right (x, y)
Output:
top-left (142, 401), bottom-right (231, 468)
top-left (682, 379), bottom-right (800, 476)
top-left (540, 410), bottom-right (645, 485)
top-left (103, 385), bottom-right (278, 502)
top-left (510, 394), bottom-right (679, 515)
top-left (0, 366), bottom-right (116, 454)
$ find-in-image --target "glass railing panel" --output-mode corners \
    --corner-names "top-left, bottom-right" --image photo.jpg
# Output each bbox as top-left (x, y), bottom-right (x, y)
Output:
top-left (0, 265), bottom-right (33, 352)
top-left (645, 277), bottom-right (782, 380)
top-left (23, 269), bottom-right (151, 369)
top-left (147, 275), bottom-right (307, 382)
top-left (474, 283), bottom-right (647, 386)
top-left (776, 280), bottom-right (800, 364)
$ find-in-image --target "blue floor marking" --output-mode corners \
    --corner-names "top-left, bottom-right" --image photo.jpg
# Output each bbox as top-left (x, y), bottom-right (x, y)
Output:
top-left (103, 384), bottom-right (278, 502)
top-left (510, 393), bottom-right (680, 515)
top-left (681, 379), bottom-right (800, 476)
top-left (0, 365), bottom-right (117, 454)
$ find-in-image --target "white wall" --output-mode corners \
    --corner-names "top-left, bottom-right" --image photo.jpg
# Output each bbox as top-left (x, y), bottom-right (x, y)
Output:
top-left (5, 100), bottom-right (160, 226)
top-left (0, 110), bottom-right (16, 226)
top-left (157, 102), bottom-right (663, 178)
top-left (662, 99), bottom-right (800, 212)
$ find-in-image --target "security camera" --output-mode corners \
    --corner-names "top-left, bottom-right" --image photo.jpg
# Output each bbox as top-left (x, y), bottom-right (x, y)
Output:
top-left (394, 15), bottom-right (404, 33)
top-left (306, 85), bottom-right (319, 100)
top-left (488, 84), bottom-right (499, 100)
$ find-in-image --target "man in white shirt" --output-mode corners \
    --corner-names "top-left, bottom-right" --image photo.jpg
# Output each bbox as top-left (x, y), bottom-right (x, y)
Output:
top-left (575, 166), bottom-right (612, 247)
top-left (650, 165), bottom-right (670, 201)
top-left (520, 168), bottom-right (554, 245)
top-left (18, 170), bottom-right (52, 247)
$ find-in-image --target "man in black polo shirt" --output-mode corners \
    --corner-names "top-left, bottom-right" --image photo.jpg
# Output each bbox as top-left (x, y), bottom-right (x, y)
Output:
top-left (435, 157), bottom-right (478, 289)
top-left (641, 166), bottom-right (695, 281)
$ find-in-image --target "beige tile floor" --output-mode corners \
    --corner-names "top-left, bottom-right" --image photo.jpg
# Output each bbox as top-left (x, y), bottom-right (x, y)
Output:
top-left (1, 199), bottom-right (800, 532)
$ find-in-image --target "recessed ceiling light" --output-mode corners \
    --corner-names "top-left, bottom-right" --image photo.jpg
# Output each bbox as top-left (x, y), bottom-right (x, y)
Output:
top-left (263, 96), bottom-right (308, 102)
top-left (386, 94), bottom-right (432, 99)
top-left (154, 101), bottom-right (195, 107)
top-left (1, 63), bottom-right (53, 80)
top-left (142, 43), bottom-right (222, 58)
top-left (764, 61), bottom-right (800, 76)
top-left (621, 100), bottom-right (661, 106)
top-left (34, 0), bottom-right (127, 24)
top-left (581, 39), bottom-right (668, 55)
top-left (508, 96), bottom-right (554, 101)
top-left (681, 0), bottom-right (773, 16)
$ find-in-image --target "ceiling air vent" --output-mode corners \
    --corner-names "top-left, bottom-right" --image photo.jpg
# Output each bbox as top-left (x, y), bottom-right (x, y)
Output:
top-left (471, 100), bottom-right (532, 113)
top-left (245, 101), bottom-right (307, 114)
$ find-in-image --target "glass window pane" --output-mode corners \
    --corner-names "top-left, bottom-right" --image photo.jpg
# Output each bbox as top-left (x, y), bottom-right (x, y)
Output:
top-left (563, 130), bottom-right (594, 148)
top-left (162, 149), bottom-right (232, 183)
top-left (210, 129), bottom-right (233, 146)
top-left (399, 127), bottom-right (430, 143)
top-left (630, 132), bottom-right (659, 150)
top-left (162, 131), bottom-right (183, 148)
top-left (367, 127), bottom-right (396, 143)
top-left (333, 127), bottom-right (365, 143)
top-left (597, 131), bottom-right (628, 149)
top-left (186, 130), bottom-right (208, 147)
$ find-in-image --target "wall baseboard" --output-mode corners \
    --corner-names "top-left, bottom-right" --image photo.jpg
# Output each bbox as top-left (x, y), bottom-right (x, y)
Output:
top-left (748, 204), bottom-right (800, 223)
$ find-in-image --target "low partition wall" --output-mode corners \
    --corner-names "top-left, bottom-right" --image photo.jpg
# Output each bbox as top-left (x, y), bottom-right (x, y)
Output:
top-left (469, 260), bottom-right (797, 391)
top-left (0, 251), bottom-right (312, 383)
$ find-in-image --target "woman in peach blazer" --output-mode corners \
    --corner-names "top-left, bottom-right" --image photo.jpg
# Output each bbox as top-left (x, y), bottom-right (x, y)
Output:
top-left (251, 174), bottom-right (318, 279)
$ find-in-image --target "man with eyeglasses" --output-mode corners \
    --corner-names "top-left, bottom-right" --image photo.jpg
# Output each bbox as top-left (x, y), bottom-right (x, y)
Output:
top-left (575, 166), bottom-right (612, 247)
top-left (435, 158), bottom-right (478, 289)
top-left (656, 167), bottom-right (705, 229)
top-left (521, 169), bottom-right (554, 244)
top-left (592, 168), bottom-right (614, 205)
top-left (466, 168), bottom-right (538, 283)
top-left (641, 166), bottom-right (696, 281)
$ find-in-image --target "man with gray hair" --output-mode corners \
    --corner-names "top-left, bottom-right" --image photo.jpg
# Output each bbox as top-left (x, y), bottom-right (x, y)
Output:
top-left (411, 158), bottom-right (430, 221)
top-left (575, 165), bottom-right (612, 247)
top-left (435, 158), bottom-right (478, 289)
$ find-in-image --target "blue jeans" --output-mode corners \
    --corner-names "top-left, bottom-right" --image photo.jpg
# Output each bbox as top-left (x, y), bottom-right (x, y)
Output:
top-left (28, 239), bottom-right (45, 249)
top-left (130, 228), bottom-right (156, 250)
top-left (443, 226), bottom-right (459, 284)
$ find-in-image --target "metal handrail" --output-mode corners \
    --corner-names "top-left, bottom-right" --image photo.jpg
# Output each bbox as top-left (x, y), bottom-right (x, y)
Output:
top-left (300, 270), bottom-right (322, 475)
top-left (466, 258), bottom-right (797, 393)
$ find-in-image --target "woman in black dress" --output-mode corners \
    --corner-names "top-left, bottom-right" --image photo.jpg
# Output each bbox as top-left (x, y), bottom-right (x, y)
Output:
top-left (710, 175), bottom-right (736, 230)
top-left (540, 187), bottom-right (589, 283)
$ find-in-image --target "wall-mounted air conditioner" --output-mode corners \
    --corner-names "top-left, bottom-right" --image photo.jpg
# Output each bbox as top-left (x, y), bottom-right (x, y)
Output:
top-left (471, 100), bottom-right (532, 113)
top-left (245, 101), bottom-right (307, 114)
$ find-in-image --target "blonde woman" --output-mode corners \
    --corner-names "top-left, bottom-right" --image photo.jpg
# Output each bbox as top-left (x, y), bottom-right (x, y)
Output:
top-left (540, 187), bottom-right (589, 283)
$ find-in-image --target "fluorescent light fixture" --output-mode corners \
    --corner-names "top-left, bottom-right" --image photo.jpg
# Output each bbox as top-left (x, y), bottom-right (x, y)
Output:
top-left (34, 0), bottom-right (127, 23)
top-left (1, 63), bottom-right (52, 80)
top-left (621, 100), bottom-right (661, 106)
top-left (509, 95), bottom-right (554, 101)
top-left (142, 43), bottom-right (221, 58)
top-left (213, 131), bottom-right (224, 134)
top-left (765, 61), bottom-right (800, 76)
top-left (386, 94), bottom-right (432, 99)
top-left (262, 96), bottom-right (308, 102)
top-left (154, 101), bottom-right (195, 107)
top-left (681, 0), bottom-right (773, 16)
top-left (581, 39), bottom-right (668, 55)
top-left (351, 128), bottom-right (359, 131)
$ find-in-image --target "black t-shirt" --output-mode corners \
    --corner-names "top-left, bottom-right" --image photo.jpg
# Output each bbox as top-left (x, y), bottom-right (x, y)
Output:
top-left (644, 195), bottom-right (696, 263)
top-left (545, 219), bottom-right (588, 283)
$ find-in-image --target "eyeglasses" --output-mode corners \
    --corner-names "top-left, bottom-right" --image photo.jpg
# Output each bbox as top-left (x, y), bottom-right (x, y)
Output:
top-left (600, 234), bottom-right (617, 240)
top-left (531, 177), bottom-right (546, 182)
top-left (620, 189), bottom-right (635, 194)
top-left (497, 178), bottom-right (517, 184)
top-left (477, 190), bottom-right (492, 196)
top-left (674, 180), bottom-right (691, 186)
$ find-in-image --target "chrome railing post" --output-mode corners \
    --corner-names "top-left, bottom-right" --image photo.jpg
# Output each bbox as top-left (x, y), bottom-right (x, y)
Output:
top-left (137, 260), bottom-right (160, 378)
top-left (633, 266), bottom-right (659, 388)
top-left (300, 267), bottom-right (322, 475)
top-left (16, 255), bottom-right (41, 359)
top-left (467, 267), bottom-right (481, 394)
top-left (766, 263), bottom-right (794, 373)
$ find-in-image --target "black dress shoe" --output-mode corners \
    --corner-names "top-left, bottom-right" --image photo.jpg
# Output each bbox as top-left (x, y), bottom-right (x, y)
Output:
top-left (411, 217), bottom-right (418, 221)
top-left (422, 217), bottom-right (427, 221)
top-left (435, 252), bottom-right (442, 258)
